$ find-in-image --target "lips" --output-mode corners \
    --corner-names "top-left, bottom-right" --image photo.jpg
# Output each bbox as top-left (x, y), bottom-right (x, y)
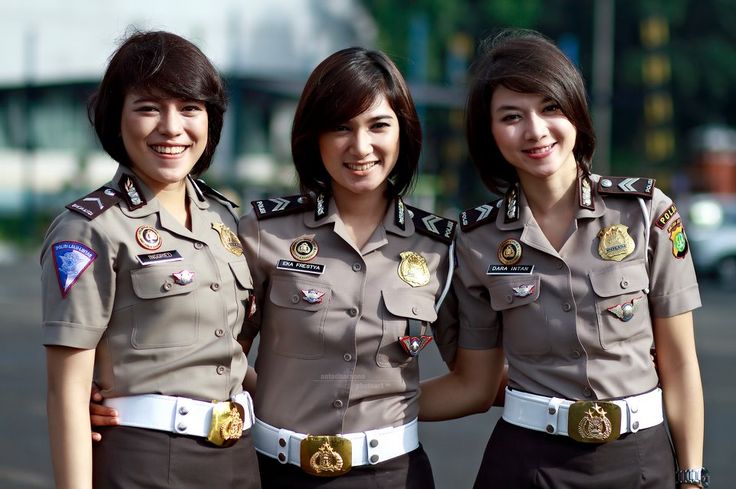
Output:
top-left (522, 143), bottom-right (556, 157)
top-left (344, 161), bottom-right (378, 171)
top-left (150, 145), bottom-right (188, 155)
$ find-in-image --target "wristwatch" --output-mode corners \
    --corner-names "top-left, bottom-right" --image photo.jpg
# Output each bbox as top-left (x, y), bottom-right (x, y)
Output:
top-left (675, 467), bottom-right (709, 488)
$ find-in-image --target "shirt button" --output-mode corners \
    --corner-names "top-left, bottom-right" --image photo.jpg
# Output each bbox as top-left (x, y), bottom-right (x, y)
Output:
top-left (343, 353), bottom-right (353, 362)
top-left (411, 306), bottom-right (419, 315)
top-left (211, 282), bottom-right (220, 291)
top-left (583, 387), bottom-right (593, 398)
top-left (620, 279), bottom-right (629, 288)
top-left (562, 302), bottom-right (572, 312)
top-left (347, 308), bottom-right (358, 317)
top-left (215, 328), bottom-right (225, 337)
top-left (194, 242), bottom-right (204, 250)
top-left (216, 365), bottom-right (226, 375)
top-left (352, 262), bottom-right (362, 272)
top-left (505, 295), bottom-right (513, 304)
top-left (332, 399), bottom-right (343, 409)
top-left (291, 294), bottom-right (300, 304)
top-left (163, 282), bottom-right (173, 291)
top-left (572, 350), bottom-right (581, 359)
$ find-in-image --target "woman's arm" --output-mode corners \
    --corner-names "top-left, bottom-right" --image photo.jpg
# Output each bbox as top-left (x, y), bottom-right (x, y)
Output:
top-left (46, 346), bottom-right (96, 489)
top-left (419, 347), bottom-right (505, 421)
top-left (653, 311), bottom-right (704, 481)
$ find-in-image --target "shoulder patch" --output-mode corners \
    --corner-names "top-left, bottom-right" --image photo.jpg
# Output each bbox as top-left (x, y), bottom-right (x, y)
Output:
top-left (52, 241), bottom-right (97, 297)
top-left (195, 178), bottom-right (239, 208)
top-left (65, 187), bottom-right (122, 220)
top-left (460, 199), bottom-right (502, 232)
top-left (597, 176), bottom-right (655, 198)
top-left (251, 194), bottom-right (311, 220)
top-left (406, 205), bottom-right (456, 244)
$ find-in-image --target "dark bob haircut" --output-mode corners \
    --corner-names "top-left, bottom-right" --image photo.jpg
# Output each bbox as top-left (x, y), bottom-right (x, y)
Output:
top-left (88, 30), bottom-right (227, 176)
top-left (466, 30), bottom-right (596, 194)
top-left (291, 47), bottom-right (421, 197)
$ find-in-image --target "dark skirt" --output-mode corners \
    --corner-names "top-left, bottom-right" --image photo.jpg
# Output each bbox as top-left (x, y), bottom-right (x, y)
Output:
top-left (257, 445), bottom-right (435, 489)
top-left (93, 426), bottom-right (261, 489)
top-left (473, 419), bottom-right (675, 489)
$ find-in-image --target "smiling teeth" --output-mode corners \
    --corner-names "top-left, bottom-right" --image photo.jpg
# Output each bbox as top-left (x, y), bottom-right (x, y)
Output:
top-left (152, 145), bottom-right (186, 155)
top-left (345, 161), bottom-right (377, 171)
top-left (526, 145), bottom-right (553, 154)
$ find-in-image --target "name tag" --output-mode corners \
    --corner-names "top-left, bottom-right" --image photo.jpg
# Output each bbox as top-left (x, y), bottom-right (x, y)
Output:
top-left (137, 250), bottom-right (183, 266)
top-left (486, 264), bottom-right (534, 275)
top-left (276, 259), bottom-right (325, 275)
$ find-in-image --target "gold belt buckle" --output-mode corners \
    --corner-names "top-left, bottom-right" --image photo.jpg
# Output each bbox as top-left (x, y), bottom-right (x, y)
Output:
top-left (300, 435), bottom-right (352, 477)
top-left (207, 401), bottom-right (245, 447)
top-left (567, 401), bottom-right (621, 443)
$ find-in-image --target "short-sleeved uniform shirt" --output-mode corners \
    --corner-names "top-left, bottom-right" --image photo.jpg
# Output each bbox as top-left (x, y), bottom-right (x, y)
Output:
top-left (41, 166), bottom-right (252, 402)
top-left (454, 175), bottom-right (701, 400)
top-left (239, 195), bottom-right (455, 434)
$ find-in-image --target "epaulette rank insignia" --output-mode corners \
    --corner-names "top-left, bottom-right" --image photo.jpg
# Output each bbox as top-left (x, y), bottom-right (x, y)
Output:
top-left (251, 194), bottom-right (310, 220)
top-left (194, 178), bottom-right (240, 208)
top-left (460, 199), bottom-right (502, 232)
top-left (65, 187), bottom-right (122, 220)
top-left (406, 205), bottom-right (456, 244)
top-left (598, 176), bottom-right (655, 199)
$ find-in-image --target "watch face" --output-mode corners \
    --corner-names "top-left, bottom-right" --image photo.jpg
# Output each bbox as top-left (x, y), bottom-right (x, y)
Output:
top-left (701, 467), bottom-right (710, 488)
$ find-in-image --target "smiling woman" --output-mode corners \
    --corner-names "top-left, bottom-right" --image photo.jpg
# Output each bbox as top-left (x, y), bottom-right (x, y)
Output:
top-left (40, 30), bottom-right (260, 489)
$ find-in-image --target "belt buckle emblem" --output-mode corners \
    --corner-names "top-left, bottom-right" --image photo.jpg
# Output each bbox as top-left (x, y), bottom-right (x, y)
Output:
top-left (207, 401), bottom-right (245, 447)
top-left (568, 401), bottom-right (621, 443)
top-left (300, 435), bottom-right (352, 476)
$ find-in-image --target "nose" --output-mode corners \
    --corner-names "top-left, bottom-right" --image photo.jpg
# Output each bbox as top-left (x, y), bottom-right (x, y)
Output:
top-left (157, 106), bottom-right (184, 137)
top-left (349, 129), bottom-right (372, 158)
top-left (524, 112), bottom-right (549, 141)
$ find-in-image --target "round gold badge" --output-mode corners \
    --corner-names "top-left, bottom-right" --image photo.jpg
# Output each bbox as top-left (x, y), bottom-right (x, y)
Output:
top-left (398, 251), bottom-right (430, 287)
top-left (290, 237), bottom-right (318, 261)
top-left (597, 224), bottom-right (635, 261)
top-left (135, 225), bottom-right (162, 250)
top-left (497, 238), bottom-right (522, 266)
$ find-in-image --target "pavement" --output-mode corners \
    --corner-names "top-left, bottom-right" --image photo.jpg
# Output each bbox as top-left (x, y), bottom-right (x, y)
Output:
top-left (0, 256), bottom-right (733, 488)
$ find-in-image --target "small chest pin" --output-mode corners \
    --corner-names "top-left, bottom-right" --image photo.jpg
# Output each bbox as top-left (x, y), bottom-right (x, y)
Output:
top-left (135, 225), bottom-right (162, 251)
top-left (497, 238), bottom-right (522, 266)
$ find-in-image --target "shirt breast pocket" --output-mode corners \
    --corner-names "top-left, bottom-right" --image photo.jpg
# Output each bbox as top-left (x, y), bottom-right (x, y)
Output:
top-left (129, 264), bottom-right (199, 349)
top-left (487, 275), bottom-right (547, 355)
top-left (266, 275), bottom-right (331, 359)
top-left (377, 290), bottom-right (437, 367)
top-left (589, 260), bottom-right (651, 350)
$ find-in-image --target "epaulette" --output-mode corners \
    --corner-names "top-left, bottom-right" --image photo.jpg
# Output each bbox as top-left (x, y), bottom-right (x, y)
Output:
top-left (194, 178), bottom-right (239, 208)
top-left (406, 204), bottom-right (456, 244)
top-left (459, 199), bottom-right (502, 232)
top-left (597, 176), bottom-right (655, 199)
top-left (65, 187), bottom-right (122, 220)
top-left (251, 194), bottom-right (311, 220)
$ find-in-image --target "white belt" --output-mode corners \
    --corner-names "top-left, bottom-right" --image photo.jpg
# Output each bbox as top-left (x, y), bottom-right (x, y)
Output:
top-left (104, 391), bottom-right (253, 439)
top-left (503, 387), bottom-right (663, 442)
top-left (252, 417), bottom-right (419, 467)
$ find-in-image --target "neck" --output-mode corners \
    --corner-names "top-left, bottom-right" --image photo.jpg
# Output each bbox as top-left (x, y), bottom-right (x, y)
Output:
top-left (331, 184), bottom-right (390, 223)
top-left (518, 165), bottom-right (578, 217)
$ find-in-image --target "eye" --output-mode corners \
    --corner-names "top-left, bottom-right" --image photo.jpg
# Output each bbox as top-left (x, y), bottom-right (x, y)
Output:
top-left (332, 124), bottom-right (350, 132)
top-left (182, 104), bottom-right (204, 112)
top-left (543, 103), bottom-right (561, 113)
top-left (371, 121), bottom-right (391, 130)
top-left (134, 105), bottom-right (159, 113)
top-left (501, 113), bottom-right (521, 122)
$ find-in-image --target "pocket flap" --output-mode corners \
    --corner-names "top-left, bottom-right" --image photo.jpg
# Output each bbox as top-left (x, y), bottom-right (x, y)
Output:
top-left (268, 274), bottom-right (331, 311)
top-left (589, 259), bottom-right (649, 298)
top-left (488, 275), bottom-right (541, 311)
top-left (130, 264), bottom-right (196, 299)
top-left (382, 290), bottom-right (438, 322)
top-left (229, 260), bottom-right (253, 289)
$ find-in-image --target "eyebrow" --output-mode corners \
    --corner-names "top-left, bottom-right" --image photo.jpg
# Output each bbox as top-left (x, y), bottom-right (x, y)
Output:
top-left (494, 97), bottom-right (556, 113)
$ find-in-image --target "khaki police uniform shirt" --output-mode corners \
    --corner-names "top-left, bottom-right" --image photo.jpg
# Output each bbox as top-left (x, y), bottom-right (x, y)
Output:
top-left (239, 195), bottom-right (454, 434)
top-left (41, 166), bottom-right (252, 402)
top-left (454, 175), bottom-right (701, 400)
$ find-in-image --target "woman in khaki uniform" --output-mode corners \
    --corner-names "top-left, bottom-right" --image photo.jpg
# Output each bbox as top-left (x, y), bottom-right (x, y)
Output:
top-left (42, 31), bottom-right (260, 489)
top-left (420, 31), bottom-right (707, 488)
top-left (238, 47), bottom-right (456, 488)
